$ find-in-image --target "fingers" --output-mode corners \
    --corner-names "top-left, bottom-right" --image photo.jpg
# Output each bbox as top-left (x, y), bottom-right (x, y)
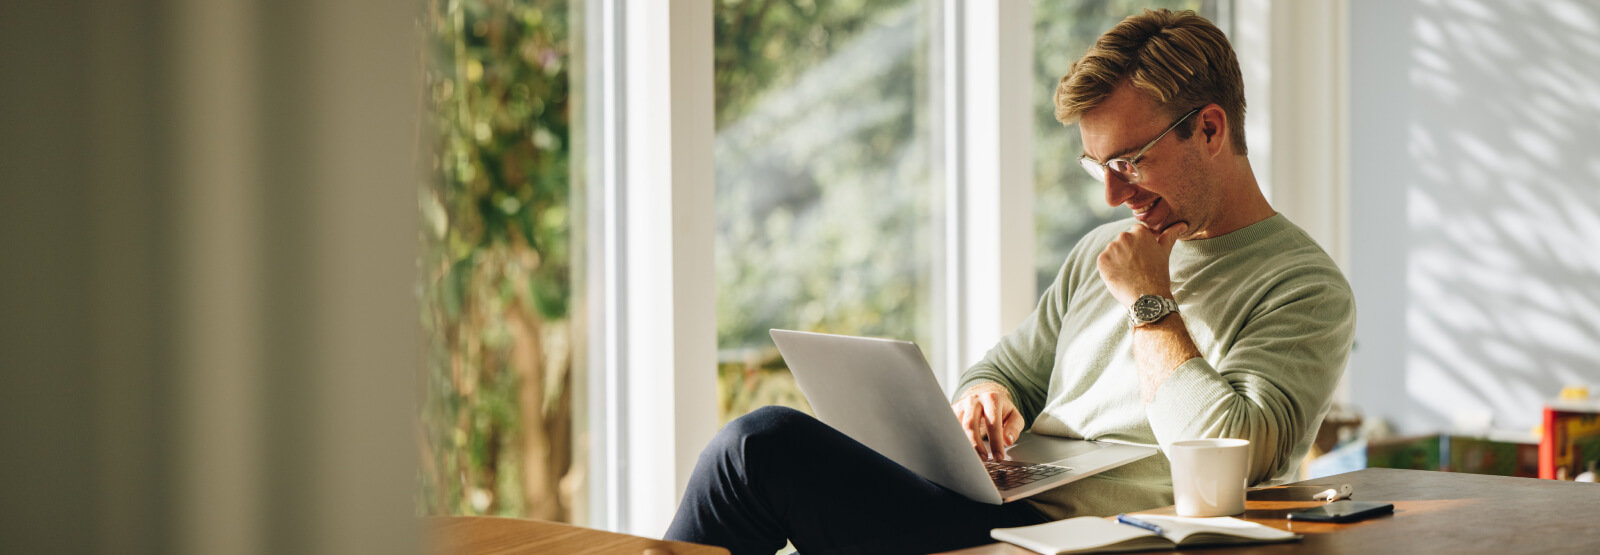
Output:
top-left (955, 385), bottom-right (1024, 460)
top-left (1117, 226), bottom-right (1156, 251)
top-left (1004, 410), bottom-right (1024, 445)
top-left (955, 400), bottom-right (991, 459)
top-left (978, 395), bottom-right (1001, 459)
top-left (1127, 222), bottom-right (1186, 247)
top-left (1158, 222), bottom-right (1189, 248)
top-left (972, 398), bottom-right (998, 463)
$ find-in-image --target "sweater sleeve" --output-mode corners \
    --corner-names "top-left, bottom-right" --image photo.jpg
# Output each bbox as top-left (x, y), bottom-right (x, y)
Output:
top-left (952, 256), bottom-right (1078, 428)
top-left (1145, 273), bottom-right (1357, 485)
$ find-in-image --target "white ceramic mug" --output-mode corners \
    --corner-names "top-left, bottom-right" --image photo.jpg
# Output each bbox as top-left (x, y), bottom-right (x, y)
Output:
top-left (1168, 438), bottom-right (1251, 517)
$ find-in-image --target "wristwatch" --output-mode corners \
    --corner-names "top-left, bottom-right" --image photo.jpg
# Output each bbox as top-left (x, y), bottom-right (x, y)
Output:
top-left (1128, 294), bottom-right (1179, 327)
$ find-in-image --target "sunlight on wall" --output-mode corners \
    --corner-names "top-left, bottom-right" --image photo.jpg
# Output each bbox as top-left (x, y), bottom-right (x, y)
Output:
top-left (1353, 0), bottom-right (1600, 434)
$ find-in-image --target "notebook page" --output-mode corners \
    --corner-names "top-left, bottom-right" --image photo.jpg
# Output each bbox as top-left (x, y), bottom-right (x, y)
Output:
top-left (991, 517), bottom-right (1170, 554)
top-left (1132, 515), bottom-right (1299, 545)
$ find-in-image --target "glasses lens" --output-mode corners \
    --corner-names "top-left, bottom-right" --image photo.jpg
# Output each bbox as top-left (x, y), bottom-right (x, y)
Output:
top-left (1079, 157), bottom-right (1106, 182)
top-left (1107, 159), bottom-right (1139, 184)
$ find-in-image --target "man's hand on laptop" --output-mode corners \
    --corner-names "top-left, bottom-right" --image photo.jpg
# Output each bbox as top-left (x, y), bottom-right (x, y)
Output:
top-left (952, 382), bottom-right (1023, 461)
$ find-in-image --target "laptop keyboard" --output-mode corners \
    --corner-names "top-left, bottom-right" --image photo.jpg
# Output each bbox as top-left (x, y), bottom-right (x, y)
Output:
top-left (985, 459), bottom-right (1072, 490)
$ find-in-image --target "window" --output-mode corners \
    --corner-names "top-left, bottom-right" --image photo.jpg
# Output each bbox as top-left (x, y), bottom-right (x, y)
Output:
top-left (416, 0), bottom-right (583, 523)
top-left (409, 0), bottom-right (1244, 532)
top-left (713, 0), bottom-right (942, 423)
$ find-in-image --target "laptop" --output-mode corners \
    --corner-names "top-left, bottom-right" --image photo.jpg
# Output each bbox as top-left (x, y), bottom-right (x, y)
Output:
top-left (770, 329), bottom-right (1158, 505)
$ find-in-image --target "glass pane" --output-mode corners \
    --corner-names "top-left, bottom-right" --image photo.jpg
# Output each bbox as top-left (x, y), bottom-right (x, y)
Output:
top-left (714, 0), bottom-right (941, 424)
top-left (417, 0), bottom-right (584, 523)
top-left (1033, 0), bottom-right (1212, 295)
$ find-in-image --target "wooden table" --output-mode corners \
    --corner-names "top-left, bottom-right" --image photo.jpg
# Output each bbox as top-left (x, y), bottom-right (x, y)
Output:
top-left (946, 468), bottom-right (1600, 554)
top-left (427, 516), bottom-right (729, 555)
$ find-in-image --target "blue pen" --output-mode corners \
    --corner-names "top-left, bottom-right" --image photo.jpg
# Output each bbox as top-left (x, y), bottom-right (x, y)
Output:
top-left (1115, 514), bottom-right (1165, 535)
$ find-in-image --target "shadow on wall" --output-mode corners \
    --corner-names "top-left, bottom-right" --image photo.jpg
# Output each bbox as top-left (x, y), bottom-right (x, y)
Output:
top-left (1397, 0), bottom-right (1600, 432)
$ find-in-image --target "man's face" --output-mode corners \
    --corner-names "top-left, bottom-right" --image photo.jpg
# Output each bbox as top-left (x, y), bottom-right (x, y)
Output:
top-left (1079, 83), bottom-right (1219, 239)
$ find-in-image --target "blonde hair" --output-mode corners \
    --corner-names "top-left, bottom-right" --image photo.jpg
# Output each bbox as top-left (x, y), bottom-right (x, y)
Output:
top-left (1054, 9), bottom-right (1247, 155)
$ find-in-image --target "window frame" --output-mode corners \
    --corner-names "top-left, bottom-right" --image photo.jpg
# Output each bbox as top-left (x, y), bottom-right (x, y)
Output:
top-left (583, 0), bottom-right (718, 537)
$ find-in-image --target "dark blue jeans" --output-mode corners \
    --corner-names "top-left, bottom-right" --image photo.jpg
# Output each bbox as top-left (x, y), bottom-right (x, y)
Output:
top-left (665, 406), bottom-right (1049, 555)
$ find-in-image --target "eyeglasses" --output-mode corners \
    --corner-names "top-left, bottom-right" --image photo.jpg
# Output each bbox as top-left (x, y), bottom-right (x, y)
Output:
top-left (1078, 108), bottom-right (1199, 185)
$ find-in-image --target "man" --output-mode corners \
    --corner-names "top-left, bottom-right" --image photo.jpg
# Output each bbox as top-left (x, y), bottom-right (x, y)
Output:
top-left (666, 9), bottom-right (1355, 555)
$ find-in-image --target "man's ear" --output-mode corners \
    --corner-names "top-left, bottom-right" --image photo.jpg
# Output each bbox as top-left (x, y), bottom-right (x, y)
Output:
top-left (1198, 104), bottom-right (1227, 157)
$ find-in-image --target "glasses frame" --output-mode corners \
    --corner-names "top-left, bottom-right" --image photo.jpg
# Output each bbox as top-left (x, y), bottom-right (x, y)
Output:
top-left (1078, 108), bottom-right (1200, 185)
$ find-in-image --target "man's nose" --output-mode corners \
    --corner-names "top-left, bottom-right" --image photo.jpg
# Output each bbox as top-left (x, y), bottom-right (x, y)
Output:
top-left (1103, 173), bottom-right (1138, 207)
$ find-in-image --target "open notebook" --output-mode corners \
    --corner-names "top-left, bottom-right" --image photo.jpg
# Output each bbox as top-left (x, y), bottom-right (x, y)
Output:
top-left (991, 515), bottom-right (1301, 554)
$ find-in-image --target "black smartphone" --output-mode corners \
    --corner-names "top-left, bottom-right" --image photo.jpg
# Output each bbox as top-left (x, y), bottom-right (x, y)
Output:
top-left (1287, 500), bottom-right (1394, 523)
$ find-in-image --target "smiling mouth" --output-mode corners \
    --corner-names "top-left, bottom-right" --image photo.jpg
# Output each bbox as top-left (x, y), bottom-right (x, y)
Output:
top-left (1131, 198), bottom-right (1161, 215)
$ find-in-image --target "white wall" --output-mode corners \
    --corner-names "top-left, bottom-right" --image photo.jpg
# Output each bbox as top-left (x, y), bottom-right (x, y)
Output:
top-left (1349, 0), bottom-right (1600, 435)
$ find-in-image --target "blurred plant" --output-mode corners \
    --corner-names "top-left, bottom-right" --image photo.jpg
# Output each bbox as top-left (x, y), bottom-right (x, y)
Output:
top-left (713, 0), bottom-right (933, 423)
top-left (416, 0), bottom-right (576, 521)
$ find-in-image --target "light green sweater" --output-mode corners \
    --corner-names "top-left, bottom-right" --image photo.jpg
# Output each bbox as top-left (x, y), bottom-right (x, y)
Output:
top-left (957, 214), bottom-right (1355, 520)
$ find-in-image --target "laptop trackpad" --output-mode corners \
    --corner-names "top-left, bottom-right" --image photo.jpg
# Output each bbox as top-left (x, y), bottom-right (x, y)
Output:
top-left (1004, 432), bottom-right (1104, 464)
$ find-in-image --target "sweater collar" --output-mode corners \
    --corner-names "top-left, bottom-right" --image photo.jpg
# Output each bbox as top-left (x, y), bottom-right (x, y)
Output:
top-left (1174, 212), bottom-right (1289, 257)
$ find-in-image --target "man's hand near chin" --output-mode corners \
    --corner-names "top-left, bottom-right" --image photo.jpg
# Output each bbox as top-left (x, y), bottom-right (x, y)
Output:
top-left (1096, 222), bottom-right (1187, 307)
top-left (1096, 220), bottom-right (1205, 403)
top-left (951, 382), bottom-right (1024, 461)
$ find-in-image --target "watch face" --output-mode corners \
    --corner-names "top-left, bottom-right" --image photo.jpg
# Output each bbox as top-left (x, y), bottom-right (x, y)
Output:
top-left (1133, 296), bottom-right (1164, 322)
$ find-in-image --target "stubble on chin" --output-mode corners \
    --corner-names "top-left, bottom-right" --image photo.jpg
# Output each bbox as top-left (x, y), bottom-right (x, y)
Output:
top-left (1138, 211), bottom-right (1185, 236)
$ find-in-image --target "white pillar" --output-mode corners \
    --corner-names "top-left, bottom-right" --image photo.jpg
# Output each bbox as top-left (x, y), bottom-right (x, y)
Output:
top-left (615, 0), bottom-right (717, 537)
top-left (1236, 0), bottom-right (1349, 270)
top-left (944, 0), bottom-right (1036, 388)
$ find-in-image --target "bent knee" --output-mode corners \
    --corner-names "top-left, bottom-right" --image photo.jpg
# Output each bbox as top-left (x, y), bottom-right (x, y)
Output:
top-left (720, 405), bottom-right (811, 441)
top-left (707, 405), bottom-right (817, 459)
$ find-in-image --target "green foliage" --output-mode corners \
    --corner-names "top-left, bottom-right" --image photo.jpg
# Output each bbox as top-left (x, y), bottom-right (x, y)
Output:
top-left (425, 0), bottom-right (572, 277)
top-left (714, 0), bottom-right (894, 128)
top-left (717, 351), bottom-right (814, 425)
top-left (712, 0), bottom-right (933, 422)
top-left (417, 0), bottom-right (576, 520)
